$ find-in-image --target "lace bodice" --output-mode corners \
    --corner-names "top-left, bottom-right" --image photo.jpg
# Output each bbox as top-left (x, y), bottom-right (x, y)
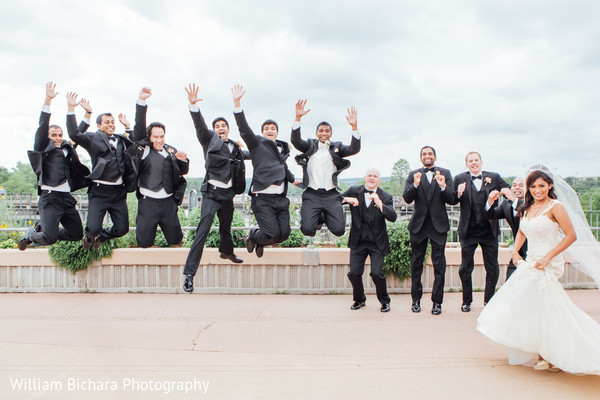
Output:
top-left (519, 200), bottom-right (564, 276)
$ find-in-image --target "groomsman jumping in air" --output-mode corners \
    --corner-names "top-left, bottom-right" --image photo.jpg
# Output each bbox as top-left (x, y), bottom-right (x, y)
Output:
top-left (454, 151), bottom-right (514, 312)
top-left (67, 92), bottom-right (136, 250)
top-left (403, 146), bottom-right (456, 315)
top-left (231, 85), bottom-right (295, 257)
top-left (182, 84), bottom-right (246, 293)
top-left (291, 100), bottom-right (360, 237)
top-left (19, 82), bottom-right (90, 250)
top-left (128, 87), bottom-right (189, 248)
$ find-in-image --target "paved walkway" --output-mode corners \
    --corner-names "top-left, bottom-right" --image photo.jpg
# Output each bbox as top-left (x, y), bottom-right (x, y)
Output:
top-left (1, 291), bottom-right (599, 399)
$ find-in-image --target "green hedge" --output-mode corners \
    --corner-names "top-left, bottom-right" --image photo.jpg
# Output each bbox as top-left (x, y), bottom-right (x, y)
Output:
top-left (48, 236), bottom-right (128, 273)
top-left (383, 220), bottom-right (421, 280)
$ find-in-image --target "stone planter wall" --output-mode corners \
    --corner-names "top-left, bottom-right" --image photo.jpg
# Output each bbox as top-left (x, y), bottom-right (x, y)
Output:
top-left (0, 248), bottom-right (595, 293)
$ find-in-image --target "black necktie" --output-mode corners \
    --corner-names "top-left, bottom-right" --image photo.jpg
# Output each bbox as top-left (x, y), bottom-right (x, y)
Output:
top-left (471, 175), bottom-right (482, 181)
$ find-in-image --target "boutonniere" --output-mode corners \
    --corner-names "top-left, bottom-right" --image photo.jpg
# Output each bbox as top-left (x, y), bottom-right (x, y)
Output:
top-left (485, 177), bottom-right (492, 185)
top-left (237, 140), bottom-right (245, 149)
top-left (325, 140), bottom-right (331, 147)
top-left (168, 148), bottom-right (174, 155)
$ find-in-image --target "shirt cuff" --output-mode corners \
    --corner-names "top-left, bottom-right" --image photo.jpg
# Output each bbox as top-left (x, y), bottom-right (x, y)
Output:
top-left (352, 130), bottom-right (360, 139)
top-left (188, 103), bottom-right (199, 112)
top-left (485, 202), bottom-right (491, 211)
top-left (234, 107), bottom-right (243, 114)
top-left (136, 99), bottom-right (147, 106)
top-left (83, 117), bottom-right (90, 124)
top-left (67, 112), bottom-right (75, 116)
top-left (292, 121), bottom-right (301, 129)
top-left (440, 186), bottom-right (445, 192)
top-left (42, 105), bottom-right (51, 113)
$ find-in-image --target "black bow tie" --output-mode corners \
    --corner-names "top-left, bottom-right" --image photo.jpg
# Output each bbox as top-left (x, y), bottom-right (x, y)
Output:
top-left (109, 136), bottom-right (117, 143)
top-left (365, 189), bottom-right (375, 194)
top-left (471, 175), bottom-right (482, 181)
top-left (424, 167), bottom-right (435, 173)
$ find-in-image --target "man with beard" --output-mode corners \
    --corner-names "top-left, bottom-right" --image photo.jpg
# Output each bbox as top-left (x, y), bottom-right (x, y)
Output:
top-left (403, 146), bottom-right (456, 315)
top-left (128, 87), bottom-right (189, 248)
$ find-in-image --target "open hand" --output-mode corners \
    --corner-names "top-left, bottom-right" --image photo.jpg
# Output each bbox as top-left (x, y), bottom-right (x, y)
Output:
top-left (118, 113), bottom-right (130, 129)
top-left (46, 82), bottom-right (58, 100)
top-left (295, 100), bottom-right (311, 121)
top-left (346, 106), bottom-right (358, 129)
top-left (185, 84), bottom-right (204, 104)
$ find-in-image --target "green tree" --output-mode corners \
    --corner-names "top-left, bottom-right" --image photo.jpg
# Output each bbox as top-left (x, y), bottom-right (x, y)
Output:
top-left (1, 161), bottom-right (37, 194)
top-left (389, 158), bottom-right (411, 194)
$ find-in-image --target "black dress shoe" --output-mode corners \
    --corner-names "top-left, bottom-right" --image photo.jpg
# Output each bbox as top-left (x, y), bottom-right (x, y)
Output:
top-left (82, 234), bottom-right (95, 250)
top-left (245, 228), bottom-right (257, 253)
top-left (381, 303), bottom-right (390, 313)
top-left (432, 302), bottom-right (442, 315)
top-left (220, 252), bottom-right (243, 263)
top-left (350, 301), bottom-right (365, 310)
top-left (255, 245), bottom-right (264, 258)
top-left (461, 303), bottom-right (471, 312)
top-left (183, 274), bottom-right (194, 293)
top-left (18, 227), bottom-right (36, 251)
top-left (411, 299), bottom-right (421, 313)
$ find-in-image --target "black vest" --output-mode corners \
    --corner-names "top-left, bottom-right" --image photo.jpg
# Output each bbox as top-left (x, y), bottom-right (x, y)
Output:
top-left (42, 147), bottom-right (70, 187)
top-left (98, 139), bottom-right (125, 182)
top-left (139, 148), bottom-right (174, 194)
top-left (469, 183), bottom-right (487, 226)
top-left (359, 201), bottom-right (377, 243)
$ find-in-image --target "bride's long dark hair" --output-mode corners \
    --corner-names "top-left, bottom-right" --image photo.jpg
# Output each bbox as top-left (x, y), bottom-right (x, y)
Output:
top-left (517, 170), bottom-right (557, 217)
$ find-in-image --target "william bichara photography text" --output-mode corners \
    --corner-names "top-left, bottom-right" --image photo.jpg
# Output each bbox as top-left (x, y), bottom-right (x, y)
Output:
top-left (10, 377), bottom-right (210, 394)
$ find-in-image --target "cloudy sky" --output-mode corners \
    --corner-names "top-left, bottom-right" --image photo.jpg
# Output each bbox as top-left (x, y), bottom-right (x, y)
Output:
top-left (1, 0), bottom-right (600, 180)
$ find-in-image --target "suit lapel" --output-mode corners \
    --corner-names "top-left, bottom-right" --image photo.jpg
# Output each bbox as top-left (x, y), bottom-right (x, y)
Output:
top-left (100, 131), bottom-right (113, 152)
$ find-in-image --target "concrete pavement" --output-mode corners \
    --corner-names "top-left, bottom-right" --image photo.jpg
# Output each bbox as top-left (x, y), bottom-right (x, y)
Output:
top-left (1, 291), bottom-right (599, 399)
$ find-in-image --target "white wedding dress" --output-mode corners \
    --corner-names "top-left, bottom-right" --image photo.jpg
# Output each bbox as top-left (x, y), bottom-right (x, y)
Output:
top-left (477, 200), bottom-right (600, 374)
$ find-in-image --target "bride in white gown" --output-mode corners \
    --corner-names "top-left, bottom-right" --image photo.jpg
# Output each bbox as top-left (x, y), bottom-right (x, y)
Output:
top-left (477, 166), bottom-right (600, 375)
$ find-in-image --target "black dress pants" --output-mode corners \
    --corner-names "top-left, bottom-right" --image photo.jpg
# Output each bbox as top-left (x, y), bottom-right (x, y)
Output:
top-left (31, 190), bottom-right (83, 245)
top-left (459, 224), bottom-right (499, 305)
top-left (183, 189), bottom-right (235, 276)
top-left (86, 183), bottom-right (129, 242)
top-left (250, 193), bottom-right (291, 245)
top-left (300, 188), bottom-right (345, 237)
top-left (136, 195), bottom-right (183, 248)
top-left (347, 242), bottom-right (390, 305)
top-left (410, 218), bottom-right (447, 304)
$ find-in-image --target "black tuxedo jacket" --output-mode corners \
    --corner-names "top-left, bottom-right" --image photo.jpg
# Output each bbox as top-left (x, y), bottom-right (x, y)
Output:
top-left (28, 111), bottom-right (90, 194)
top-left (453, 171), bottom-right (510, 239)
top-left (189, 109), bottom-right (245, 195)
top-left (484, 198), bottom-right (527, 257)
top-left (403, 166), bottom-right (457, 234)
top-left (234, 111), bottom-right (294, 193)
top-left (125, 103), bottom-right (189, 205)
top-left (291, 127), bottom-right (360, 191)
top-left (67, 114), bottom-right (137, 192)
top-left (343, 185), bottom-right (397, 255)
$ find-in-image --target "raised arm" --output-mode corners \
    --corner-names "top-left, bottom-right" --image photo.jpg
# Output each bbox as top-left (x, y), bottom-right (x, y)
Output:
top-left (66, 92), bottom-right (91, 148)
top-left (483, 190), bottom-right (507, 220)
top-left (232, 84), bottom-right (260, 150)
top-left (34, 82), bottom-right (58, 151)
top-left (379, 192), bottom-right (398, 223)
top-left (439, 171), bottom-right (457, 204)
top-left (402, 171), bottom-right (418, 204)
top-left (290, 99), bottom-right (311, 152)
top-left (132, 87), bottom-right (151, 143)
top-left (337, 106), bottom-right (361, 157)
top-left (185, 83), bottom-right (212, 145)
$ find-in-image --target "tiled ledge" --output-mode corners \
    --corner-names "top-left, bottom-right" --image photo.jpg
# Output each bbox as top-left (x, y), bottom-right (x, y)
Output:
top-left (0, 248), bottom-right (595, 293)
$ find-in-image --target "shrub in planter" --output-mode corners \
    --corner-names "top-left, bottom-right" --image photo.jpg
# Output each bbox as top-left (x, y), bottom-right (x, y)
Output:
top-left (383, 220), bottom-right (429, 280)
top-left (48, 236), bottom-right (128, 273)
top-left (279, 230), bottom-right (307, 248)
